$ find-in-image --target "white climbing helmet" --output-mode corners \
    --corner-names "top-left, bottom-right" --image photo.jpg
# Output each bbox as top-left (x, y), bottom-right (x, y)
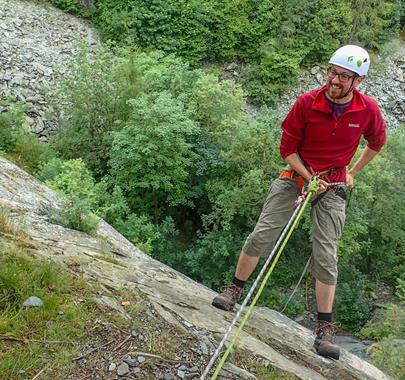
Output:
top-left (329, 45), bottom-right (370, 76)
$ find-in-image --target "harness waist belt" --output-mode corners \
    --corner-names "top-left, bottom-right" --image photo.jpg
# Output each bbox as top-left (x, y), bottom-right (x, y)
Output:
top-left (278, 168), bottom-right (345, 198)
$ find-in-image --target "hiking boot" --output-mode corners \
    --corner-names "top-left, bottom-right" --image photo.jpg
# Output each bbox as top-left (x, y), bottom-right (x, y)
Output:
top-left (314, 320), bottom-right (340, 360)
top-left (212, 284), bottom-right (242, 311)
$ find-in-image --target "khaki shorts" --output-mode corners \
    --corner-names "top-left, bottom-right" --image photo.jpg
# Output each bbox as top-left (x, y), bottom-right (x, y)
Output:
top-left (242, 178), bottom-right (346, 285)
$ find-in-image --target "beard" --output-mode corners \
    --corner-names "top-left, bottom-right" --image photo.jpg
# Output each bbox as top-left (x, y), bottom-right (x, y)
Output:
top-left (326, 81), bottom-right (344, 100)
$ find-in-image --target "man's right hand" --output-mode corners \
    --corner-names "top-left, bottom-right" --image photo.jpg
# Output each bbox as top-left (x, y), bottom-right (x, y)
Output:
top-left (318, 179), bottom-right (329, 194)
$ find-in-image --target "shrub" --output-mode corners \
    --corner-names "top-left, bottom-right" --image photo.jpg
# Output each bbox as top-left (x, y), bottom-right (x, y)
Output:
top-left (343, 128), bottom-right (405, 285)
top-left (367, 338), bottom-right (405, 380)
top-left (48, 198), bottom-right (99, 235)
top-left (10, 131), bottom-right (55, 173)
top-left (0, 97), bottom-right (56, 173)
top-left (47, 45), bottom-right (143, 176)
top-left (48, 0), bottom-right (81, 13)
top-left (360, 302), bottom-right (405, 379)
top-left (258, 288), bottom-right (306, 318)
top-left (93, 178), bottom-right (131, 227)
top-left (335, 258), bottom-right (373, 332)
top-left (240, 49), bottom-right (303, 106)
top-left (360, 303), bottom-right (405, 341)
top-left (186, 228), bottom-right (246, 289)
top-left (45, 159), bottom-right (99, 234)
top-left (0, 97), bottom-right (27, 153)
top-left (46, 159), bottom-right (96, 202)
top-left (36, 157), bottom-right (65, 182)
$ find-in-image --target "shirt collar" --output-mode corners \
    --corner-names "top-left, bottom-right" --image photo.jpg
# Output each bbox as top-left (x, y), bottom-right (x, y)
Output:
top-left (312, 86), bottom-right (367, 113)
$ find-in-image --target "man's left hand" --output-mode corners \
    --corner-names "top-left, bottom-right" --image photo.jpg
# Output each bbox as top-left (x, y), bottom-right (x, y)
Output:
top-left (346, 172), bottom-right (355, 189)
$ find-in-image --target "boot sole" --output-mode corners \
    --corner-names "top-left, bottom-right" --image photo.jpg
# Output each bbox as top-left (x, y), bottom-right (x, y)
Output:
top-left (318, 351), bottom-right (340, 360)
top-left (211, 299), bottom-right (233, 311)
top-left (314, 342), bottom-right (340, 360)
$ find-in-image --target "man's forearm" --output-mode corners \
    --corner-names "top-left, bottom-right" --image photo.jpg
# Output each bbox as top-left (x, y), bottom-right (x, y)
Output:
top-left (348, 146), bottom-right (379, 177)
top-left (285, 153), bottom-right (312, 181)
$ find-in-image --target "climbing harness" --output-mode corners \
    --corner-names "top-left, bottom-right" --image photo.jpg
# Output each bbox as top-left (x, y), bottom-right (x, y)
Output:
top-left (200, 176), bottom-right (321, 380)
top-left (279, 166), bottom-right (342, 194)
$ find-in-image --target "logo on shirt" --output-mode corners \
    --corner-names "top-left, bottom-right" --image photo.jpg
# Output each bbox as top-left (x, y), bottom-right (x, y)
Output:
top-left (348, 123), bottom-right (360, 128)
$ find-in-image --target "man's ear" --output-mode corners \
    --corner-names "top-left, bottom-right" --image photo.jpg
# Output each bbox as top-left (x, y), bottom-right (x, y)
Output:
top-left (356, 75), bottom-right (366, 85)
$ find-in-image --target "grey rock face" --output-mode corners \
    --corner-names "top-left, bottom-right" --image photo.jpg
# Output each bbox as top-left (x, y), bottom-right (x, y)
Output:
top-left (0, 0), bottom-right (100, 138)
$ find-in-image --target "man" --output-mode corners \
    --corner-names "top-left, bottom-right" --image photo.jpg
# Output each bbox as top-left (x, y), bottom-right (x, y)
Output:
top-left (211, 45), bottom-right (386, 360)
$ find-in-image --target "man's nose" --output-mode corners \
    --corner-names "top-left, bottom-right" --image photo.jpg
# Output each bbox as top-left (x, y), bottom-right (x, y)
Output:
top-left (331, 74), bottom-right (341, 84)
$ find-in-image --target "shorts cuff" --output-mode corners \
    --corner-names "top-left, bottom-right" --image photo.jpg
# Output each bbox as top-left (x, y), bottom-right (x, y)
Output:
top-left (311, 267), bottom-right (337, 286)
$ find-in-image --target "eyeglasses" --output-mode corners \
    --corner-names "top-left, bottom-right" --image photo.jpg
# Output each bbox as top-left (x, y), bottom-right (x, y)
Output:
top-left (327, 67), bottom-right (357, 83)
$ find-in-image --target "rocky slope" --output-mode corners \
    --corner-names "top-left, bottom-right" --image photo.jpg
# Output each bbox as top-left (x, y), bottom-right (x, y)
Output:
top-left (0, 0), bottom-right (100, 137)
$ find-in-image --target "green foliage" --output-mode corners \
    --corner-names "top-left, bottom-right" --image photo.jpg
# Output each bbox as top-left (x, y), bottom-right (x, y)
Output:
top-left (46, 159), bottom-right (96, 202)
top-left (241, 49), bottom-right (303, 106)
top-left (304, 0), bottom-right (352, 60)
top-left (93, 178), bottom-right (131, 226)
top-left (47, 45), bottom-right (143, 176)
top-left (108, 91), bottom-right (199, 220)
top-left (203, 112), bottom-right (284, 231)
top-left (343, 129), bottom-right (405, 285)
top-left (48, 198), bottom-right (99, 235)
top-left (349, 0), bottom-right (401, 50)
top-left (116, 213), bottom-right (161, 254)
top-left (36, 157), bottom-right (65, 182)
top-left (49, 0), bottom-right (401, 107)
top-left (94, 0), bottom-right (278, 63)
top-left (360, 303), bottom-right (405, 340)
top-left (48, 0), bottom-right (81, 13)
top-left (335, 258), bottom-right (373, 332)
top-left (360, 302), bottom-right (405, 379)
top-left (0, 97), bottom-right (55, 173)
top-left (45, 159), bottom-right (99, 234)
top-left (259, 288), bottom-right (306, 318)
top-left (396, 279), bottom-right (405, 301)
top-left (186, 228), bottom-right (246, 289)
top-left (187, 74), bottom-right (244, 140)
top-left (0, 97), bottom-right (26, 153)
top-left (10, 131), bottom-right (55, 174)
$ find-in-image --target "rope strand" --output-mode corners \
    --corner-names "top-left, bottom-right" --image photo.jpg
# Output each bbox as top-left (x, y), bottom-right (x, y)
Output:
top-left (201, 177), bottom-right (320, 379)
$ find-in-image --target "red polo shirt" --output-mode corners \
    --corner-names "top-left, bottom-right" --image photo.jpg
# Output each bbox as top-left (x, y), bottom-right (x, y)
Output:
top-left (280, 86), bottom-right (387, 182)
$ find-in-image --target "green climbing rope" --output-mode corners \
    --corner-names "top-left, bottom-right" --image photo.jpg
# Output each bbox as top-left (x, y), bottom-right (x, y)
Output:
top-left (210, 176), bottom-right (320, 380)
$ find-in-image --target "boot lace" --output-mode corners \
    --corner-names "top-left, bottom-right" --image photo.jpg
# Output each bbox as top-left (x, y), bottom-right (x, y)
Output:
top-left (222, 284), bottom-right (242, 301)
top-left (316, 321), bottom-right (338, 343)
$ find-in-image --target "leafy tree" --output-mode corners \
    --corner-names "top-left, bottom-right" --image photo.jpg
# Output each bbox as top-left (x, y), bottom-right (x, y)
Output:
top-left (304, 0), bottom-right (352, 61)
top-left (349, 0), bottom-right (401, 49)
top-left (108, 92), bottom-right (199, 222)
top-left (203, 111), bottom-right (284, 230)
top-left (344, 128), bottom-right (405, 284)
top-left (47, 45), bottom-right (143, 176)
